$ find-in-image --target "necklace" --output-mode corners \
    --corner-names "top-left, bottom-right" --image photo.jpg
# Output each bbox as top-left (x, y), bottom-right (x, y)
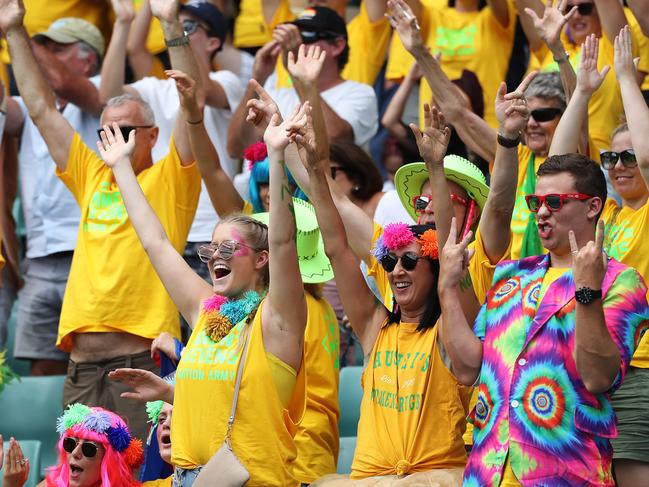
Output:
top-left (202, 290), bottom-right (263, 343)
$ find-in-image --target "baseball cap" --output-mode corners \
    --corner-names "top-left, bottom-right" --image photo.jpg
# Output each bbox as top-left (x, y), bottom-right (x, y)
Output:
top-left (33, 17), bottom-right (105, 59)
top-left (291, 6), bottom-right (347, 41)
top-left (180, 0), bottom-right (227, 45)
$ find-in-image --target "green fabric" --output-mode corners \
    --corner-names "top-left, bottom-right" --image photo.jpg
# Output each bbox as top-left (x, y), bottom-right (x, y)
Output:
top-left (520, 153), bottom-right (543, 258)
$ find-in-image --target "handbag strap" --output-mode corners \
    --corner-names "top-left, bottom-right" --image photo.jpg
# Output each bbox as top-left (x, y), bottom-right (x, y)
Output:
top-left (224, 321), bottom-right (251, 443)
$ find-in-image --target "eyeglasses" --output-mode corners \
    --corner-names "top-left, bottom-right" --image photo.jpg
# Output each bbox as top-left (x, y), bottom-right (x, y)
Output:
top-left (412, 193), bottom-right (468, 213)
top-left (97, 125), bottom-right (153, 142)
top-left (300, 30), bottom-right (339, 44)
top-left (525, 193), bottom-right (592, 212)
top-left (600, 149), bottom-right (637, 170)
top-left (380, 251), bottom-right (427, 272)
top-left (182, 19), bottom-right (214, 37)
top-left (63, 437), bottom-right (100, 458)
top-left (530, 108), bottom-right (563, 123)
top-left (197, 240), bottom-right (259, 263)
top-left (566, 2), bottom-right (595, 15)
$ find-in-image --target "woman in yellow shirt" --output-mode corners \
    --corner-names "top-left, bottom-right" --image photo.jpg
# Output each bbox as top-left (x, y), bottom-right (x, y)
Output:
top-left (100, 75), bottom-right (310, 485)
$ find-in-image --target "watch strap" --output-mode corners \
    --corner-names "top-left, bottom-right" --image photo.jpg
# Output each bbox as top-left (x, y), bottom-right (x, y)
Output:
top-left (497, 133), bottom-right (521, 148)
top-left (165, 34), bottom-right (190, 47)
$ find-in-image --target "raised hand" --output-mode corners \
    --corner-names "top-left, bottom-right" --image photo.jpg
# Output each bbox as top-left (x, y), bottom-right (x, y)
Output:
top-left (524, 0), bottom-right (577, 50)
top-left (252, 40), bottom-right (281, 84)
top-left (149, 0), bottom-right (178, 23)
top-left (96, 123), bottom-right (136, 168)
top-left (387, 0), bottom-right (424, 53)
top-left (151, 332), bottom-right (179, 361)
top-left (409, 104), bottom-right (450, 166)
top-left (2, 438), bottom-right (29, 487)
top-left (439, 217), bottom-right (475, 290)
top-left (614, 25), bottom-right (638, 82)
top-left (272, 23), bottom-right (302, 62)
top-left (0, 0), bottom-right (25, 33)
top-left (110, 0), bottom-right (135, 23)
top-left (495, 71), bottom-right (538, 138)
top-left (577, 34), bottom-right (609, 94)
top-left (246, 79), bottom-right (282, 130)
top-left (289, 106), bottom-right (319, 172)
top-left (166, 69), bottom-right (203, 121)
top-left (264, 102), bottom-right (309, 152)
top-left (287, 44), bottom-right (326, 86)
top-left (108, 368), bottom-right (174, 403)
top-left (570, 219), bottom-right (608, 290)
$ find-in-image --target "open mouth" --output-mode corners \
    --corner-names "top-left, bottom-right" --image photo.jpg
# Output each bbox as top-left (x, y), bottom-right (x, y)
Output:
top-left (395, 282), bottom-right (412, 290)
top-left (70, 464), bottom-right (83, 476)
top-left (160, 434), bottom-right (171, 446)
top-left (538, 222), bottom-right (551, 239)
top-left (213, 264), bottom-right (231, 280)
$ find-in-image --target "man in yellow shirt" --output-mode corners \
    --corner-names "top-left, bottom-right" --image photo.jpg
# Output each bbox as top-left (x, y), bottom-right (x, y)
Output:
top-left (1, 0), bottom-right (201, 442)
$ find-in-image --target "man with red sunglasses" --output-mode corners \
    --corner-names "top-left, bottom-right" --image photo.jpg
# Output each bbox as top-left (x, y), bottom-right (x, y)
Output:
top-left (439, 152), bottom-right (649, 485)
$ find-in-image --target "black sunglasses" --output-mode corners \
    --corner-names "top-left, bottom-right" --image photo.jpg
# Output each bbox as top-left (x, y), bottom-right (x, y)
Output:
top-left (600, 149), bottom-right (637, 170)
top-left (97, 125), bottom-right (153, 142)
top-left (300, 30), bottom-right (339, 44)
top-left (530, 108), bottom-right (563, 122)
top-left (380, 252), bottom-right (426, 272)
top-left (63, 437), bottom-right (99, 458)
top-left (566, 3), bottom-right (594, 15)
top-left (182, 19), bottom-right (215, 37)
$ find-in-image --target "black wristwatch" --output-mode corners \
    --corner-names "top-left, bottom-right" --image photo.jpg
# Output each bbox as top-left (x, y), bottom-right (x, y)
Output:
top-left (575, 287), bottom-right (602, 305)
top-left (497, 133), bottom-right (521, 148)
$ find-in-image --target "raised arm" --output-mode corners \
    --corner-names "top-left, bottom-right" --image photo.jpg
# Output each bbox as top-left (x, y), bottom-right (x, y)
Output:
top-left (292, 105), bottom-right (384, 355)
top-left (438, 218), bottom-right (483, 385)
top-left (261, 106), bottom-right (308, 371)
top-left (127, 0), bottom-right (157, 80)
top-left (167, 69), bottom-right (244, 215)
top-left (97, 123), bottom-right (212, 327)
top-left (615, 25), bottom-right (649, 177)
top-left (592, 0), bottom-right (628, 44)
top-left (627, 0), bottom-right (649, 37)
top-left (382, 62), bottom-right (421, 144)
top-left (1, 0), bottom-right (74, 171)
top-left (549, 34), bottom-right (609, 155)
top-left (486, 0), bottom-right (511, 28)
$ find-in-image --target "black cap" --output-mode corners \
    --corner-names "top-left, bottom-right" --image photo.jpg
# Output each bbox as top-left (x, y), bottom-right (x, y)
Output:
top-left (180, 0), bottom-right (228, 44)
top-left (291, 6), bottom-right (347, 41)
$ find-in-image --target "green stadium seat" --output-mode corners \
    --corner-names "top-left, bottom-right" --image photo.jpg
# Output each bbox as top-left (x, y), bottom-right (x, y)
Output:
top-left (4, 302), bottom-right (30, 376)
top-left (336, 436), bottom-right (357, 474)
top-left (0, 375), bottom-right (65, 476)
top-left (338, 366), bottom-right (363, 437)
top-left (0, 440), bottom-right (42, 487)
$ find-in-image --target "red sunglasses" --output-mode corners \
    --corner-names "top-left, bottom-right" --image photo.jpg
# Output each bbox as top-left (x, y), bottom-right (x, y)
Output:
top-left (525, 193), bottom-right (592, 212)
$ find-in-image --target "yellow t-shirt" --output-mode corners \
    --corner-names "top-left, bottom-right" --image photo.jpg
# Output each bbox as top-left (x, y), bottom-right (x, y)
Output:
top-left (172, 302), bottom-right (306, 486)
top-left (601, 198), bottom-right (649, 367)
top-left (294, 294), bottom-right (340, 483)
top-left (352, 322), bottom-right (471, 477)
top-left (234, 0), bottom-right (294, 48)
top-left (141, 476), bottom-right (172, 487)
top-left (270, 1), bottom-right (391, 87)
top-left (55, 134), bottom-right (201, 352)
top-left (386, 1), bottom-right (517, 128)
top-left (367, 223), bottom-right (499, 308)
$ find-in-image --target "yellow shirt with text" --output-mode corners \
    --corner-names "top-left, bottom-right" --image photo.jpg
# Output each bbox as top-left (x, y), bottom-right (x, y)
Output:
top-left (55, 134), bottom-right (201, 351)
top-left (601, 198), bottom-right (649, 367)
top-left (386, 1), bottom-right (516, 128)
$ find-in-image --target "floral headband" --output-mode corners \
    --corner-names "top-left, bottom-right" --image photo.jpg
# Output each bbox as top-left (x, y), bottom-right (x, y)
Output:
top-left (56, 403), bottom-right (143, 466)
top-left (146, 400), bottom-right (164, 425)
top-left (371, 223), bottom-right (439, 261)
top-left (244, 141), bottom-right (268, 171)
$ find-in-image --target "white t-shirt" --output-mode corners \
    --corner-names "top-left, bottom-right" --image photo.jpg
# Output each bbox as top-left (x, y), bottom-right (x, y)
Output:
top-left (264, 73), bottom-right (378, 149)
top-left (373, 190), bottom-right (414, 227)
top-left (130, 70), bottom-right (244, 242)
top-left (14, 75), bottom-right (101, 259)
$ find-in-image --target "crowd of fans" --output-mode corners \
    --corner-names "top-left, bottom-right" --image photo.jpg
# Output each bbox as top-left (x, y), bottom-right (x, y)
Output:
top-left (0, 0), bottom-right (648, 485)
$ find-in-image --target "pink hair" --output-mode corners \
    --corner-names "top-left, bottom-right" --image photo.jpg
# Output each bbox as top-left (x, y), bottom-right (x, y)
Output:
top-left (46, 409), bottom-right (141, 487)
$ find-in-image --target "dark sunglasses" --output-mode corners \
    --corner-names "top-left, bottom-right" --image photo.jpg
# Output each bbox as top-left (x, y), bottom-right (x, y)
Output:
top-left (380, 251), bottom-right (426, 272)
top-left (97, 125), bottom-right (153, 142)
top-left (63, 437), bottom-right (99, 458)
top-left (182, 19), bottom-right (215, 37)
top-left (566, 3), bottom-right (595, 15)
top-left (525, 193), bottom-right (592, 212)
top-left (600, 149), bottom-right (637, 169)
top-left (412, 194), bottom-right (468, 213)
top-left (300, 30), bottom-right (338, 44)
top-left (530, 108), bottom-right (563, 123)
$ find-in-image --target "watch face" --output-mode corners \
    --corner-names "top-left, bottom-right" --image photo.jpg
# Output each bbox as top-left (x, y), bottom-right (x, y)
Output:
top-left (576, 287), bottom-right (595, 304)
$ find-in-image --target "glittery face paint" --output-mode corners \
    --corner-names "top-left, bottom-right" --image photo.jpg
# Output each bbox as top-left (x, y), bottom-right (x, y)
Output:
top-left (231, 229), bottom-right (251, 257)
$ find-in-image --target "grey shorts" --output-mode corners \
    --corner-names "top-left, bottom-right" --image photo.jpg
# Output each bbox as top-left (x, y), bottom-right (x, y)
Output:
top-left (612, 366), bottom-right (649, 462)
top-left (13, 253), bottom-right (72, 361)
top-left (0, 265), bottom-right (18, 349)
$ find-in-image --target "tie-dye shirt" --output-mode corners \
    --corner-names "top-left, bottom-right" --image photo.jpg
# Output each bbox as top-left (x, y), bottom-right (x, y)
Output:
top-left (464, 254), bottom-right (649, 487)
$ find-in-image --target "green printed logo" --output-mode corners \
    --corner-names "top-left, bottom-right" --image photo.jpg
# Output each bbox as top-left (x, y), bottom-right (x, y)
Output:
top-left (604, 219), bottom-right (633, 259)
top-left (84, 182), bottom-right (128, 234)
top-left (370, 387), bottom-right (422, 412)
top-left (373, 350), bottom-right (430, 372)
top-left (320, 309), bottom-right (340, 370)
top-left (435, 25), bottom-right (477, 57)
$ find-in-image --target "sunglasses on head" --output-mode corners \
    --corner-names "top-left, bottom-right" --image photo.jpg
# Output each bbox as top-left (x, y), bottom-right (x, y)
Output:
top-left (566, 2), bottom-right (595, 15)
top-left (63, 437), bottom-right (99, 458)
top-left (412, 193), bottom-right (468, 213)
top-left (380, 251), bottom-right (427, 272)
top-left (530, 108), bottom-right (563, 123)
top-left (600, 149), bottom-right (637, 170)
top-left (97, 125), bottom-right (153, 142)
top-left (525, 193), bottom-right (592, 212)
top-left (300, 30), bottom-right (338, 44)
top-left (197, 240), bottom-right (260, 263)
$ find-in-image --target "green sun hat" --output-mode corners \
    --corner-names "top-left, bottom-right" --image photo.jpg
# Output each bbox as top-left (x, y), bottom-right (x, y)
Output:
top-left (251, 198), bottom-right (333, 284)
top-left (395, 155), bottom-right (490, 222)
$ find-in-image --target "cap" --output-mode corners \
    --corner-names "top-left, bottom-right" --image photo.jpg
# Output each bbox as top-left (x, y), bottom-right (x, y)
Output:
top-left (33, 17), bottom-right (105, 58)
top-left (291, 6), bottom-right (347, 40)
top-left (180, 0), bottom-right (228, 44)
